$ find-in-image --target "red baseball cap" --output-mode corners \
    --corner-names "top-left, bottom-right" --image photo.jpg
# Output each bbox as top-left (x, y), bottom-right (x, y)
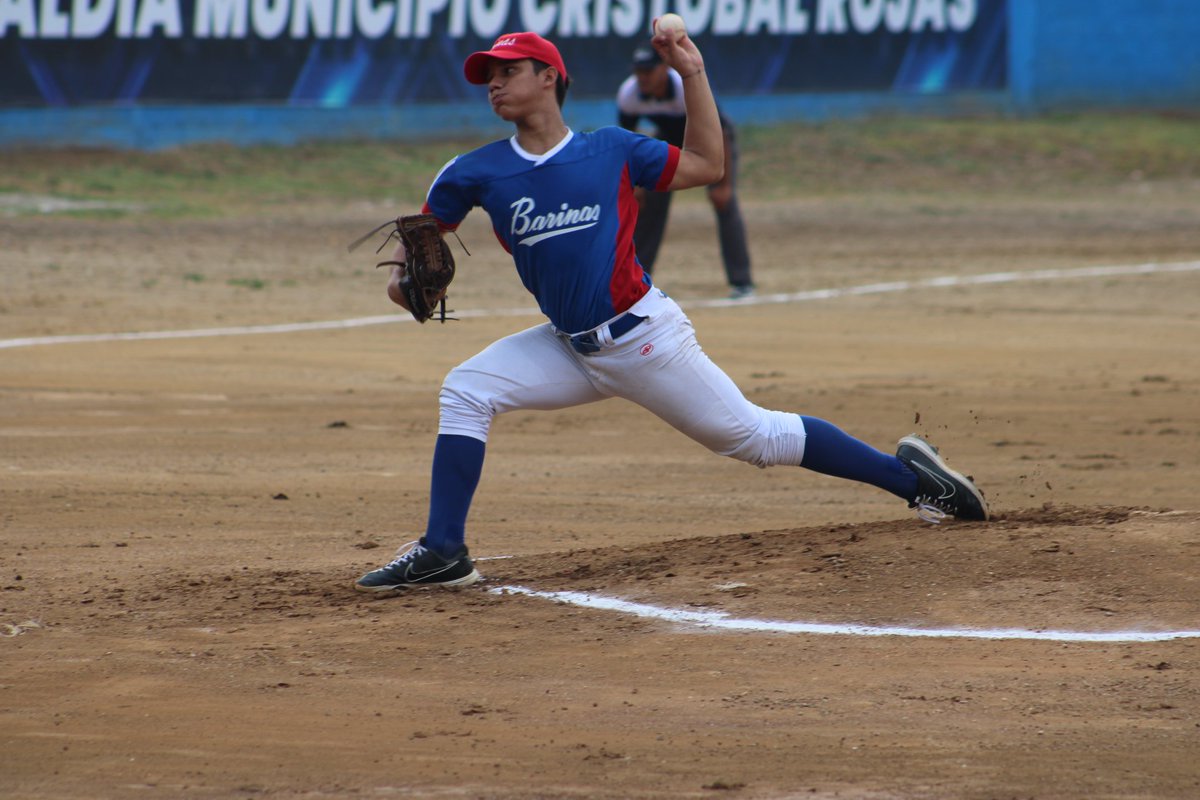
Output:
top-left (463, 32), bottom-right (569, 85)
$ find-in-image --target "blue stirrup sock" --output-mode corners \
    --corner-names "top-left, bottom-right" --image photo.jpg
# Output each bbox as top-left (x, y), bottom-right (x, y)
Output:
top-left (423, 422), bottom-right (912, 557)
top-left (799, 416), bottom-right (917, 501)
top-left (423, 434), bottom-right (486, 559)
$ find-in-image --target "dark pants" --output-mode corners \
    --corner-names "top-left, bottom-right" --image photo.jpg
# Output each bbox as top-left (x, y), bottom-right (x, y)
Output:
top-left (633, 149), bottom-right (753, 288)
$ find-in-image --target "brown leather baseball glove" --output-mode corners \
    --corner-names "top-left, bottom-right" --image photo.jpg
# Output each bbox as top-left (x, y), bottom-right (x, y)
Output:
top-left (350, 215), bottom-right (456, 326)
top-left (373, 214), bottom-right (456, 324)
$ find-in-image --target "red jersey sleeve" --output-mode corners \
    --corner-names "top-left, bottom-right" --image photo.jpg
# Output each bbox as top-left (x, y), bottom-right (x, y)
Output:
top-left (654, 144), bottom-right (682, 192)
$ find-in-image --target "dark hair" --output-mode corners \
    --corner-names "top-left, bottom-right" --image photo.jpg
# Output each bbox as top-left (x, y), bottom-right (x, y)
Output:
top-left (531, 59), bottom-right (570, 108)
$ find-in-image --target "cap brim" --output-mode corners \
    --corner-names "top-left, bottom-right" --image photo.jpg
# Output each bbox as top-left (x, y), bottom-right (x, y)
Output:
top-left (464, 50), bottom-right (522, 84)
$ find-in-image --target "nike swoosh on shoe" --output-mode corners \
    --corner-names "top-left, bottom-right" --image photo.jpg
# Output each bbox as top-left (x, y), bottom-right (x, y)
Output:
top-left (914, 462), bottom-right (955, 500)
top-left (405, 561), bottom-right (459, 581)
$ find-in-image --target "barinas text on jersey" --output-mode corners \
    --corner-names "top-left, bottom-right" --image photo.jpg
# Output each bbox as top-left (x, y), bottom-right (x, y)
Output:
top-left (510, 197), bottom-right (600, 246)
top-left (3, 0), bottom-right (982, 40)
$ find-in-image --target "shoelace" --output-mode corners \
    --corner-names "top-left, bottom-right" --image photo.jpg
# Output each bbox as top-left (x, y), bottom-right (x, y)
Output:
top-left (914, 501), bottom-right (948, 525)
top-left (385, 540), bottom-right (425, 568)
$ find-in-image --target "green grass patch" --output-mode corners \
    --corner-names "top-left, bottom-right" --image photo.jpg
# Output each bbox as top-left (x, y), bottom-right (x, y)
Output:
top-left (227, 277), bottom-right (267, 290)
top-left (738, 113), bottom-right (1200, 196)
top-left (1, 113), bottom-right (1196, 216)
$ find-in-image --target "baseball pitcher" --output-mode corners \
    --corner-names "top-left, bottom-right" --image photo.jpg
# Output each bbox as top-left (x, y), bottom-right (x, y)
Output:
top-left (354, 28), bottom-right (988, 593)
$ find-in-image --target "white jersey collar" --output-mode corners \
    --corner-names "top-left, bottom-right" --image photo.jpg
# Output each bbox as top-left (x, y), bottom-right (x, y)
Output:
top-left (509, 128), bottom-right (574, 166)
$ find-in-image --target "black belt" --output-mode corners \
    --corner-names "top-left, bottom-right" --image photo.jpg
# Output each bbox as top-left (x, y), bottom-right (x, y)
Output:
top-left (567, 313), bottom-right (647, 355)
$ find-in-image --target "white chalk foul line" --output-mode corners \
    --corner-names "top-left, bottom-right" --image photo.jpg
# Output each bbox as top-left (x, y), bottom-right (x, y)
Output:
top-left (0, 307), bottom-right (539, 351)
top-left (0, 314), bottom-right (406, 350)
top-left (3, 260), bottom-right (1197, 351)
top-left (493, 585), bottom-right (1200, 643)
top-left (687, 259), bottom-right (1200, 310)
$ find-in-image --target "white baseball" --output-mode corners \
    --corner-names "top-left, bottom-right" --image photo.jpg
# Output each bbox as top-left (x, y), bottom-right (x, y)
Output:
top-left (654, 13), bottom-right (687, 40)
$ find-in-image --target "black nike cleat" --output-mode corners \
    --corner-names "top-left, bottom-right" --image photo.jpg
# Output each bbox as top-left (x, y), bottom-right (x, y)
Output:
top-left (354, 537), bottom-right (481, 593)
top-left (896, 434), bottom-right (989, 523)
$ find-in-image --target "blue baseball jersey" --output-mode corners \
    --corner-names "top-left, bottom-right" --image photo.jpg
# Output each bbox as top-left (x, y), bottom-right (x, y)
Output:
top-left (423, 126), bottom-right (679, 334)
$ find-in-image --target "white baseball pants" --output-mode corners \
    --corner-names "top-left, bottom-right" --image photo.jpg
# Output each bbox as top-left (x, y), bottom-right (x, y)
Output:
top-left (438, 289), bottom-right (808, 468)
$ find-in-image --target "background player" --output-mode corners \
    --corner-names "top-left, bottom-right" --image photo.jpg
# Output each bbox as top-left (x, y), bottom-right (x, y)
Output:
top-left (355, 30), bottom-right (988, 593)
top-left (617, 45), bottom-right (756, 299)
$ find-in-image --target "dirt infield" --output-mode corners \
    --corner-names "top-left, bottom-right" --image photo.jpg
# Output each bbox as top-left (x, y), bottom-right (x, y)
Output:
top-left (3, 135), bottom-right (1200, 798)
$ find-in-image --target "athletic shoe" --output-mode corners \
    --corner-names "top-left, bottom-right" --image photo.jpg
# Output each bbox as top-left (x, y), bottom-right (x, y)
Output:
top-left (896, 435), bottom-right (989, 522)
top-left (354, 538), bottom-right (481, 593)
top-left (728, 284), bottom-right (756, 300)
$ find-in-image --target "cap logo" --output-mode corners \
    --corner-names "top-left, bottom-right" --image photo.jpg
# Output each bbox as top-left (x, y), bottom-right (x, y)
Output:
top-left (495, 37), bottom-right (517, 47)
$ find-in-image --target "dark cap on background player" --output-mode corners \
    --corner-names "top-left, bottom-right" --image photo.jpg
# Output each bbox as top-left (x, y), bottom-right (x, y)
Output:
top-left (632, 46), bottom-right (663, 70)
top-left (464, 32), bottom-right (570, 86)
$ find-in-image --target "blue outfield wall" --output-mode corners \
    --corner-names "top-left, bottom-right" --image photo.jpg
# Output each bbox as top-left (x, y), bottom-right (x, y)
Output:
top-left (0, 0), bottom-right (1197, 150)
top-left (0, 92), bottom-right (1014, 151)
top-left (1009, 0), bottom-right (1200, 112)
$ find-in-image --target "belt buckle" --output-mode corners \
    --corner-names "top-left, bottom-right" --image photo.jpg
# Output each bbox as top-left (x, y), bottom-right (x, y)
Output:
top-left (568, 332), bottom-right (601, 355)
top-left (568, 312), bottom-right (644, 356)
